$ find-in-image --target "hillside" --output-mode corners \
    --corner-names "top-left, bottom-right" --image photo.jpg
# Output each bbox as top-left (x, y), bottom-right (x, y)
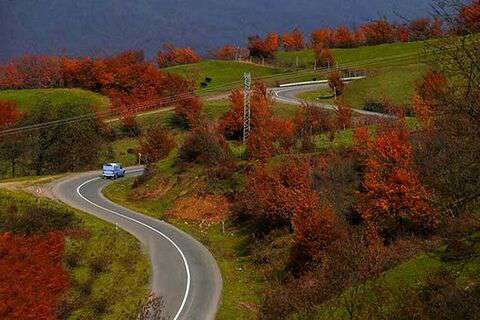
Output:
top-left (282, 40), bottom-right (431, 111)
top-left (164, 60), bottom-right (284, 91)
top-left (0, 88), bottom-right (110, 112)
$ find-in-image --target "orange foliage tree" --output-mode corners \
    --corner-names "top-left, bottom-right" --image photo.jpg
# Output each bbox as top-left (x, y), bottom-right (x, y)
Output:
top-left (311, 28), bottom-right (336, 47)
top-left (313, 45), bottom-right (334, 68)
top-left (459, 0), bottom-right (480, 33)
top-left (294, 103), bottom-right (336, 150)
top-left (335, 25), bottom-right (355, 48)
top-left (291, 203), bottom-right (344, 266)
top-left (413, 69), bottom-right (447, 127)
top-left (0, 100), bottom-right (22, 128)
top-left (282, 28), bottom-right (305, 51)
top-left (328, 71), bottom-right (345, 96)
top-left (248, 33), bottom-right (280, 58)
top-left (235, 158), bottom-right (315, 233)
top-left (355, 124), bottom-right (439, 239)
top-left (220, 82), bottom-right (271, 140)
top-left (0, 232), bottom-right (69, 320)
top-left (157, 44), bottom-right (201, 67)
top-left (178, 120), bottom-right (232, 166)
top-left (335, 100), bottom-right (353, 130)
top-left (139, 123), bottom-right (176, 164)
top-left (361, 20), bottom-right (396, 45)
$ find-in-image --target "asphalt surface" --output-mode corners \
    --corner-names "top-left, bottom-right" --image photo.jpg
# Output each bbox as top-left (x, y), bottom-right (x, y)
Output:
top-left (270, 83), bottom-right (390, 117)
top-left (51, 167), bottom-right (222, 320)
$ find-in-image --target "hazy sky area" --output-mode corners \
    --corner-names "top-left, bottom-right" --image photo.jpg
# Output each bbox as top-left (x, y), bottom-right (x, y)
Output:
top-left (0, 0), bottom-right (433, 61)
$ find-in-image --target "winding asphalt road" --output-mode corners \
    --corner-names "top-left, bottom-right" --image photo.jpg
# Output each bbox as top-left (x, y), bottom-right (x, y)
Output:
top-left (51, 167), bottom-right (222, 320)
top-left (271, 83), bottom-right (389, 117)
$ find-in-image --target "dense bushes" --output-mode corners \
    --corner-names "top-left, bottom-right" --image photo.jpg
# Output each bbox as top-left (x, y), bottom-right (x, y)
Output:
top-left (0, 190), bottom-right (150, 320)
top-left (139, 123), bottom-right (176, 164)
top-left (157, 43), bottom-right (201, 67)
top-left (179, 120), bottom-right (232, 166)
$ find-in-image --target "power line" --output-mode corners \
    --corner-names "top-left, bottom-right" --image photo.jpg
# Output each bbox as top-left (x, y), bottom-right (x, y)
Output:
top-left (0, 50), bottom-right (433, 136)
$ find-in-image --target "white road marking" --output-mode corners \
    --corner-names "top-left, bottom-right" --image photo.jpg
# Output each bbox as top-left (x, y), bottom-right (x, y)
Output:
top-left (76, 170), bottom-right (191, 320)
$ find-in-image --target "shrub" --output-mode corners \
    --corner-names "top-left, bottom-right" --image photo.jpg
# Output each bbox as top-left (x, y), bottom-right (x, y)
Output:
top-left (178, 121), bottom-right (232, 166)
top-left (314, 45), bottom-right (335, 68)
top-left (234, 158), bottom-right (317, 235)
top-left (157, 43), bottom-right (201, 67)
top-left (0, 100), bottom-right (22, 129)
top-left (355, 123), bottom-right (439, 240)
top-left (328, 71), bottom-right (345, 96)
top-left (138, 124), bottom-right (176, 164)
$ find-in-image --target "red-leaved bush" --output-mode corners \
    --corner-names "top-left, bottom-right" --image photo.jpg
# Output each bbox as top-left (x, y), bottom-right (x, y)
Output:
top-left (0, 100), bottom-right (22, 128)
top-left (0, 232), bottom-right (69, 320)
top-left (355, 123), bottom-right (439, 240)
top-left (157, 44), bottom-right (201, 67)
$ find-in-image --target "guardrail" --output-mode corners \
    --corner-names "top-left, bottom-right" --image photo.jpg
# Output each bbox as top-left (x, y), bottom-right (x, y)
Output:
top-left (278, 76), bottom-right (366, 88)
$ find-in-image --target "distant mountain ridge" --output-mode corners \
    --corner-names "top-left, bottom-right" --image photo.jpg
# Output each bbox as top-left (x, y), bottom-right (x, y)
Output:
top-left (0, 0), bottom-right (432, 61)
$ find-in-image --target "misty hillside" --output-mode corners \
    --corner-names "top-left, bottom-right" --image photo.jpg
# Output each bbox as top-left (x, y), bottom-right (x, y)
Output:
top-left (0, 0), bottom-right (433, 60)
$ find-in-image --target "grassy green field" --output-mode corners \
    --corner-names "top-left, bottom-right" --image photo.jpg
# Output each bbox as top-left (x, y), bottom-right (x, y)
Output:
top-left (0, 88), bottom-right (110, 112)
top-left (298, 63), bottom-right (428, 110)
top-left (277, 41), bottom-right (431, 111)
top-left (341, 64), bottom-right (428, 109)
top-left (164, 60), bottom-right (283, 91)
top-left (275, 40), bottom-right (429, 70)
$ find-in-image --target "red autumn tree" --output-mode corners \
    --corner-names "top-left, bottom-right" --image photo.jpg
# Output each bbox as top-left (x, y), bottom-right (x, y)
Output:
top-left (291, 203), bottom-right (344, 266)
top-left (408, 18), bottom-right (439, 41)
top-left (174, 95), bottom-right (203, 128)
top-left (397, 25), bottom-right (411, 42)
top-left (265, 32), bottom-right (280, 53)
top-left (178, 119), bottom-right (232, 166)
top-left (220, 82), bottom-right (271, 140)
top-left (157, 43), bottom-right (201, 68)
top-left (215, 45), bottom-right (247, 60)
top-left (355, 124), bottom-right (439, 239)
top-left (0, 232), bottom-right (69, 320)
top-left (235, 158), bottom-right (316, 233)
top-left (459, 0), bottom-right (480, 33)
top-left (0, 100), bottom-right (22, 128)
top-left (248, 33), bottom-right (280, 58)
top-left (335, 25), bottom-right (356, 48)
top-left (313, 45), bottom-right (335, 68)
top-left (328, 71), bottom-right (345, 96)
top-left (335, 100), bottom-right (353, 130)
top-left (139, 123), bottom-right (176, 164)
top-left (282, 28), bottom-right (305, 51)
top-left (361, 20), bottom-right (396, 45)
top-left (354, 28), bottom-right (367, 46)
top-left (294, 103), bottom-right (336, 151)
top-left (413, 70), bottom-right (447, 127)
top-left (311, 28), bottom-right (336, 47)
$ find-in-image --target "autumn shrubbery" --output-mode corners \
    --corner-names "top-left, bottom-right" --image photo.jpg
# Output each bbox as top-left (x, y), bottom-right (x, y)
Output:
top-left (178, 120), bottom-right (232, 166)
top-left (0, 190), bottom-right (150, 320)
top-left (139, 123), bottom-right (176, 165)
top-left (157, 43), bottom-right (201, 67)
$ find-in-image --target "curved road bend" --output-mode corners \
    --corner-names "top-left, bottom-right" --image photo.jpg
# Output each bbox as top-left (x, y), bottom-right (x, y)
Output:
top-left (271, 83), bottom-right (390, 118)
top-left (51, 168), bottom-right (222, 320)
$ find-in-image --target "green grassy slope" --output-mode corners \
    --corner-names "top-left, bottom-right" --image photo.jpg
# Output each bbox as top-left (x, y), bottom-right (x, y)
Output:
top-left (164, 60), bottom-right (285, 91)
top-left (275, 40), bottom-right (428, 69)
top-left (0, 88), bottom-right (110, 112)
top-left (283, 41), bottom-right (431, 111)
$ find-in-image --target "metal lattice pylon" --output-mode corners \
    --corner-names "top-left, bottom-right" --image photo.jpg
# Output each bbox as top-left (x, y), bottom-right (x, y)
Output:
top-left (243, 72), bottom-right (251, 144)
